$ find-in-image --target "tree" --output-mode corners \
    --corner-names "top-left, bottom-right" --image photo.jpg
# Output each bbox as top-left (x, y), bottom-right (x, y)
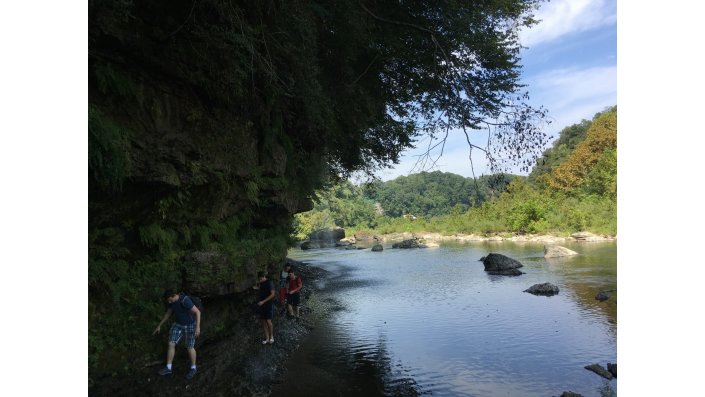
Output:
top-left (546, 109), bottom-right (617, 193)
top-left (90, 0), bottom-right (549, 181)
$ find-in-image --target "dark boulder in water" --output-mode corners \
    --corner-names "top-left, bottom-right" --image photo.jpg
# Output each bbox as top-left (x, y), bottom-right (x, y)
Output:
top-left (560, 392), bottom-right (583, 397)
top-left (595, 289), bottom-right (616, 302)
top-left (584, 363), bottom-right (613, 380)
top-left (523, 283), bottom-right (560, 296)
top-left (392, 238), bottom-right (421, 248)
top-left (607, 362), bottom-right (617, 378)
top-left (481, 253), bottom-right (524, 276)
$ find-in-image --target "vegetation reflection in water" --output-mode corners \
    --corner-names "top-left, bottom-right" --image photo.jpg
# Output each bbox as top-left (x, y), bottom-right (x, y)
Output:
top-left (286, 241), bottom-right (617, 397)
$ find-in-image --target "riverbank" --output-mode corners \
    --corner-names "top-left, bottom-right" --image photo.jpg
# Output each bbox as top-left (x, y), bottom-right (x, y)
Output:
top-left (340, 231), bottom-right (616, 246)
top-left (89, 234), bottom-right (615, 396)
top-left (88, 261), bottom-right (336, 397)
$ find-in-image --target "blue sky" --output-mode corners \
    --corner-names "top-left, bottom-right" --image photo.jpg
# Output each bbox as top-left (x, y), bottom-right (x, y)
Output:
top-left (374, 0), bottom-right (617, 181)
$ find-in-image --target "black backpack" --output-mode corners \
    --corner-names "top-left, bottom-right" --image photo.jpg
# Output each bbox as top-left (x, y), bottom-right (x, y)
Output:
top-left (180, 294), bottom-right (204, 313)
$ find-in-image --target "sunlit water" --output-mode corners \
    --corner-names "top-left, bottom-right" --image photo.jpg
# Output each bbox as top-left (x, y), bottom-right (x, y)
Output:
top-left (284, 241), bottom-right (617, 397)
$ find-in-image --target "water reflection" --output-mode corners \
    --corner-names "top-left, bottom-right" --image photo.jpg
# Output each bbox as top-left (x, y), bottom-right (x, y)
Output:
top-left (284, 241), bottom-right (617, 396)
top-left (270, 304), bottom-right (422, 397)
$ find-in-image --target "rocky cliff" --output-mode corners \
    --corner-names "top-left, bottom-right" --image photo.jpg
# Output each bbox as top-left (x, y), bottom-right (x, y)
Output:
top-left (88, 1), bottom-right (326, 382)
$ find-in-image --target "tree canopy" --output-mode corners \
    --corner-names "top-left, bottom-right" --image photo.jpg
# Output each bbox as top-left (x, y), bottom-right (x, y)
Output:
top-left (90, 0), bottom-right (548, 181)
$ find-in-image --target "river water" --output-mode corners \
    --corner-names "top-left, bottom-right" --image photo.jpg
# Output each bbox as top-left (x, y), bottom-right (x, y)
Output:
top-left (278, 241), bottom-right (617, 397)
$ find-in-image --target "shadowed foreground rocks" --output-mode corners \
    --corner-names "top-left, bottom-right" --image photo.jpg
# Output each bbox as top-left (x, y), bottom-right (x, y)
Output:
top-left (89, 263), bottom-right (330, 397)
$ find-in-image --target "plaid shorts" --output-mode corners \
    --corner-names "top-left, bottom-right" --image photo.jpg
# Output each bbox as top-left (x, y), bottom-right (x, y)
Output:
top-left (168, 323), bottom-right (196, 348)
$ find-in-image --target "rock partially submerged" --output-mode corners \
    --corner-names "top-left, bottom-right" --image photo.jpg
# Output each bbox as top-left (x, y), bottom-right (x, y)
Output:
top-left (584, 363), bottom-right (614, 380)
top-left (523, 283), bottom-right (560, 296)
top-left (560, 392), bottom-right (584, 397)
top-left (371, 244), bottom-right (383, 252)
top-left (480, 253), bottom-right (524, 276)
top-left (595, 289), bottom-right (616, 302)
top-left (571, 231), bottom-right (614, 242)
top-left (392, 238), bottom-right (423, 249)
top-left (607, 363), bottom-right (617, 378)
top-left (544, 245), bottom-right (578, 258)
top-left (310, 227), bottom-right (345, 242)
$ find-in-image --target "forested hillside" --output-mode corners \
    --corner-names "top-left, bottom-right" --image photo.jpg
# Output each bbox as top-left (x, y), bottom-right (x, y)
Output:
top-left (367, 172), bottom-right (514, 218)
top-left (294, 106), bottom-right (617, 237)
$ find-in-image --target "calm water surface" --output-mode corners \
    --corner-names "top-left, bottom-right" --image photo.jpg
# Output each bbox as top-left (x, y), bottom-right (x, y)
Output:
top-left (281, 241), bottom-right (617, 397)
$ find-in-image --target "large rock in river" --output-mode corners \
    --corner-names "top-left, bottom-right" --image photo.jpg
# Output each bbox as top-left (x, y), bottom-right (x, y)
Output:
top-left (303, 227), bottom-right (346, 249)
top-left (607, 363), bottom-right (617, 378)
top-left (544, 245), bottom-right (578, 258)
top-left (310, 227), bottom-right (345, 242)
top-left (524, 282), bottom-right (560, 296)
top-left (584, 363), bottom-right (614, 380)
top-left (392, 238), bottom-right (422, 248)
top-left (480, 253), bottom-right (524, 276)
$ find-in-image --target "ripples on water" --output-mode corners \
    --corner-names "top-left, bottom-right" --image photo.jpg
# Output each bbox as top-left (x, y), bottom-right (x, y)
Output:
top-left (286, 242), bottom-right (617, 397)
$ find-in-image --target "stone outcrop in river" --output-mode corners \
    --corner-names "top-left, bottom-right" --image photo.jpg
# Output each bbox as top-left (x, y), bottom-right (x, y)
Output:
top-left (607, 363), bottom-right (617, 378)
top-left (544, 245), bottom-right (578, 258)
top-left (480, 253), bottom-right (524, 276)
top-left (524, 282), bottom-right (560, 296)
top-left (584, 363), bottom-right (614, 380)
top-left (571, 231), bottom-right (614, 242)
top-left (560, 392), bottom-right (584, 397)
top-left (392, 238), bottom-right (424, 248)
top-left (301, 227), bottom-right (346, 249)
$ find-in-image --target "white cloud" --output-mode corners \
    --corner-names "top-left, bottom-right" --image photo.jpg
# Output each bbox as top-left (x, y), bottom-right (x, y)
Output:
top-left (519, 0), bottom-right (616, 47)
top-left (374, 1), bottom-right (618, 182)
top-left (528, 65), bottom-right (616, 130)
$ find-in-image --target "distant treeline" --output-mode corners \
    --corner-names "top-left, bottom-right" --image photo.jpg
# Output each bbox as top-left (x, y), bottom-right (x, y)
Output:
top-left (294, 106), bottom-right (617, 238)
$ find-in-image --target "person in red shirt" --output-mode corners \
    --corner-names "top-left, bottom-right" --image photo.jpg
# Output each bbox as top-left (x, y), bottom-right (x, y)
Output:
top-left (286, 267), bottom-right (303, 320)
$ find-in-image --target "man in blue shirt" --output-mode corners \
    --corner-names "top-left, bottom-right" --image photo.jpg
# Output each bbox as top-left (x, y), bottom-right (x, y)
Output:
top-left (153, 289), bottom-right (201, 380)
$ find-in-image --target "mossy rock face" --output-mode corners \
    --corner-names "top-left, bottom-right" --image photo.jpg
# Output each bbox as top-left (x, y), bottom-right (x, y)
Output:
top-left (183, 252), bottom-right (261, 296)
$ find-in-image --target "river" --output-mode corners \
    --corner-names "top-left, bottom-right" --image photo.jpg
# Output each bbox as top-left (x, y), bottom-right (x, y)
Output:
top-left (273, 241), bottom-right (617, 397)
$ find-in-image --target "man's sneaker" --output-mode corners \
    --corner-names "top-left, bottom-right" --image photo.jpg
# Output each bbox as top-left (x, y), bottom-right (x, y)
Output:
top-left (262, 339), bottom-right (269, 345)
top-left (268, 338), bottom-right (274, 344)
top-left (186, 367), bottom-right (197, 380)
top-left (158, 367), bottom-right (172, 376)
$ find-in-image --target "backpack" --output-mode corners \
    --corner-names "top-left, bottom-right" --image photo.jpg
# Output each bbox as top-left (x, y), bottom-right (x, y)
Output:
top-left (181, 294), bottom-right (204, 313)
